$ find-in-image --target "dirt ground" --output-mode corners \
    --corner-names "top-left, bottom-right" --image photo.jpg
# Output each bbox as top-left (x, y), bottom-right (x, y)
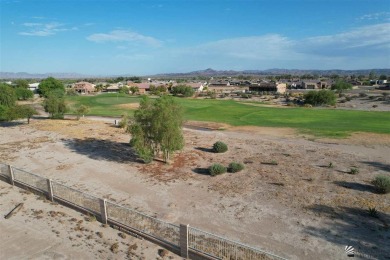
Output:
top-left (0, 181), bottom-right (180, 260)
top-left (0, 117), bottom-right (389, 260)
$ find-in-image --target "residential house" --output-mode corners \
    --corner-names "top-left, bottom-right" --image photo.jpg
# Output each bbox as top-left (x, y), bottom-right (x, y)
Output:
top-left (348, 80), bottom-right (364, 86)
top-left (106, 85), bottom-right (120, 93)
top-left (128, 82), bottom-right (151, 94)
top-left (209, 80), bottom-right (230, 87)
top-left (302, 81), bottom-right (318, 89)
top-left (185, 82), bottom-right (206, 92)
top-left (208, 80), bottom-right (234, 92)
top-left (289, 82), bottom-right (302, 89)
top-left (28, 83), bottom-right (39, 93)
top-left (74, 82), bottom-right (95, 94)
top-left (318, 81), bottom-right (330, 89)
top-left (248, 82), bottom-right (287, 93)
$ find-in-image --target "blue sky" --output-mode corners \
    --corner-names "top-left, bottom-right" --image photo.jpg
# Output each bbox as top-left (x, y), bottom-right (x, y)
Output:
top-left (1, 0), bottom-right (389, 76)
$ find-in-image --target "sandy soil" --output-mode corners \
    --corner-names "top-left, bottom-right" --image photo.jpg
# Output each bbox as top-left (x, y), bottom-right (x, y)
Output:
top-left (116, 103), bottom-right (140, 109)
top-left (0, 118), bottom-right (389, 260)
top-left (0, 181), bottom-right (180, 260)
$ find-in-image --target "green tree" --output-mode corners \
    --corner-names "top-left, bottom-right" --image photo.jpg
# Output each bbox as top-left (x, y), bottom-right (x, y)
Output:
top-left (149, 85), bottom-right (166, 95)
top-left (0, 105), bottom-right (7, 121)
top-left (129, 97), bottom-right (155, 162)
top-left (19, 105), bottom-right (38, 124)
top-left (95, 84), bottom-right (104, 92)
top-left (115, 77), bottom-right (124, 83)
top-left (43, 90), bottom-right (67, 118)
top-left (153, 96), bottom-right (184, 162)
top-left (157, 85), bottom-right (167, 94)
top-left (379, 75), bottom-right (387, 80)
top-left (119, 86), bottom-right (130, 94)
top-left (14, 79), bottom-right (29, 89)
top-left (2, 105), bottom-right (38, 123)
top-left (149, 84), bottom-right (156, 94)
top-left (171, 85), bottom-right (195, 97)
top-left (368, 71), bottom-right (376, 80)
top-left (304, 90), bottom-right (336, 106)
top-left (129, 86), bottom-right (139, 94)
top-left (0, 83), bottom-right (17, 107)
top-left (39, 77), bottom-right (65, 97)
top-left (128, 76), bottom-right (142, 83)
top-left (75, 105), bottom-right (90, 120)
top-left (331, 80), bottom-right (353, 93)
top-left (0, 84), bottom-right (35, 122)
top-left (15, 87), bottom-right (34, 100)
top-left (330, 74), bottom-right (340, 80)
top-left (130, 95), bottom-right (184, 163)
top-left (66, 88), bottom-right (78, 96)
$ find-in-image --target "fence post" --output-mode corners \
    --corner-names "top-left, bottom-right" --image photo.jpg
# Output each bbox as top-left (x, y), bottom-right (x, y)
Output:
top-left (100, 199), bottom-right (108, 224)
top-left (180, 224), bottom-right (189, 258)
top-left (47, 179), bottom-right (54, 202)
top-left (8, 165), bottom-right (15, 186)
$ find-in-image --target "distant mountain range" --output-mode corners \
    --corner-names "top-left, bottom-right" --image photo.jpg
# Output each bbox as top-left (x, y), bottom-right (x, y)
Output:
top-left (1, 68), bottom-right (389, 79)
top-left (152, 68), bottom-right (390, 77)
top-left (0, 72), bottom-right (90, 79)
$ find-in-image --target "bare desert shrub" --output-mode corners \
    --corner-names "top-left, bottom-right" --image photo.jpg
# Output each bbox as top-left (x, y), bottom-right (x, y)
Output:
top-left (372, 175), bottom-right (390, 194)
top-left (349, 168), bottom-right (359, 175)
top-left (110, 242), bottom-right (119, 253)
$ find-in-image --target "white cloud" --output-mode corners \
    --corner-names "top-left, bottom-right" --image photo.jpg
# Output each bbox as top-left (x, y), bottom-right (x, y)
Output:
top-left (186, 23), bottom-right (389, 59)
top-left (167, 23), bottom-right (390, 70)
top-left (23, 22), bottom-right (42, 27)
top-left (19, 22), bottom-right (77, 36)
top-left (298, 23), bottom-right (390, 55)
top-left (86, 29), bottom-right (162, 47)
top-left (31, 16), bottom-right (46, 20)
top-left (358, 12), bottom-right (390, 21)
top-left (192, 34), bottom-right (298, 60)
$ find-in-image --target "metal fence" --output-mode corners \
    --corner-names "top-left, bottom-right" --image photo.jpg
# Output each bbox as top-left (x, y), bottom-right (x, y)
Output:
top-left (189, 227), bottom-right (284, 260)
top-left (106, 201), bottom-right (180, 246)
top-left (0, 162), bottom-right (287, 260)
top-left (0, 163), bottom-right (8, 177)
top-left (12, 167), bottom-right (48, 193)
top-left (52, 182), bottom-right (101, 214)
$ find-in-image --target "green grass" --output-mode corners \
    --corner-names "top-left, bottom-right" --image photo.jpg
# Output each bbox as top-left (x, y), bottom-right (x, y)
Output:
top-left (67, 93), bottom-right (142, 116)
top-left (66, 94), bottom-right (390, 137)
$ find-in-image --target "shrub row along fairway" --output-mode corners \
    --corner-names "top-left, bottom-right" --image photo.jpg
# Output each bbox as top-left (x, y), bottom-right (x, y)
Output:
top-left (66, 95), bottom-right (390, 137)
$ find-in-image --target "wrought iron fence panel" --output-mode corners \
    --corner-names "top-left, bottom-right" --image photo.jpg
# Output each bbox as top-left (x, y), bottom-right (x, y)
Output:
top-left (52, 182), bottom-right (100, 213)
top-left (106, 201), bottom-right (180, 246)
top-left (188, 227), bottom-right (285, 260)
top-left (0, 163), bottom-right (8, 177)
top-left (12, 167), bottom-right (48, 192)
